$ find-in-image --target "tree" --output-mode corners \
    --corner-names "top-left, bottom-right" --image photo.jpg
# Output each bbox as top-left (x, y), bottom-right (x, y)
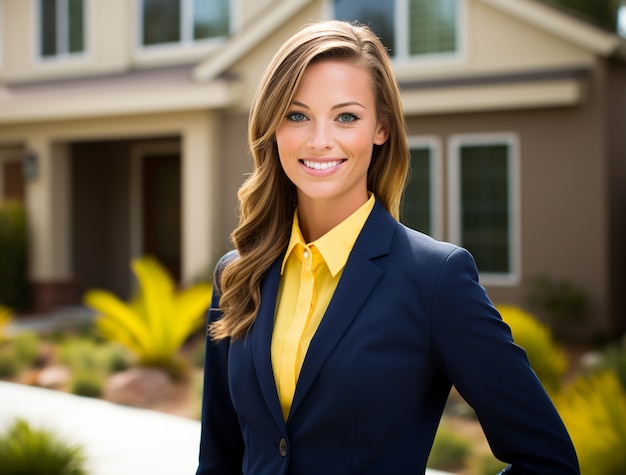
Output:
top-left (539, 0), bottom-right (623, 33)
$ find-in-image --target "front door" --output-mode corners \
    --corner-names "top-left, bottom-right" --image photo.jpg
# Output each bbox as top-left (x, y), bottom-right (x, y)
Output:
top-left (142, 154), bottom-right (181, 282)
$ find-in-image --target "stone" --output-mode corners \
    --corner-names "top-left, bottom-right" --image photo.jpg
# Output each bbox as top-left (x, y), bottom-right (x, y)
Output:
top-left (36, 365), bottom-right (71, 389)
top-left (104, 367), bottom-right (172, 407)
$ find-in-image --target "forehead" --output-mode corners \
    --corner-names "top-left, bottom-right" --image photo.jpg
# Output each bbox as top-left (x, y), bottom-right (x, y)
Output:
top-left (296, 59), bottom-right (375, 95)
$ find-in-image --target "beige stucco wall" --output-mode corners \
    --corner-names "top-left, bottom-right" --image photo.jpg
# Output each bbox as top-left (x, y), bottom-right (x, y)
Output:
top-left (405, 60), bottom-right (611, 337)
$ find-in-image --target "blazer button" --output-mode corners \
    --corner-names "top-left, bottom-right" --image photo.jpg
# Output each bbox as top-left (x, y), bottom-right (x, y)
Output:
top-left (278, 438), bottom-right (288, 457)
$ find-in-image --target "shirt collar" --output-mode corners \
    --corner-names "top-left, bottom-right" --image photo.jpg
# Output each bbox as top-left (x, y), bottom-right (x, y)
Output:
top-left (281, 194), bottom-right (375, 277)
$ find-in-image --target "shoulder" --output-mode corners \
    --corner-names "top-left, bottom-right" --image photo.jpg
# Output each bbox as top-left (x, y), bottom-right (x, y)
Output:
top-left (394, 221), bottom-right (464, 263)
top-left (212, 249), bottom-right (240, 294)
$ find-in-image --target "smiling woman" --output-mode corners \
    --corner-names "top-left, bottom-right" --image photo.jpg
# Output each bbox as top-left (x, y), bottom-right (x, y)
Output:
top-left (196, 20), bottom-right (580, 475)
top-left (275, 59), bottom-right (389, 241)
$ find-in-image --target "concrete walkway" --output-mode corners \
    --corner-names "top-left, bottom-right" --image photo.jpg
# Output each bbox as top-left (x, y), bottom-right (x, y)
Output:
top-left (0, 381), bottom-right (201, 474)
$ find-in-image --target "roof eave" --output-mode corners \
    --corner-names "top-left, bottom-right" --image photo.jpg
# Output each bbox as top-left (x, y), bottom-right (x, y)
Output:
top-left (192, 0), bottom-right (314, 82)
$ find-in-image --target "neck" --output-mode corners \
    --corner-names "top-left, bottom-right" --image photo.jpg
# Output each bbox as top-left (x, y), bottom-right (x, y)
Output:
top-left (297, 193), bottom-right (368, 242)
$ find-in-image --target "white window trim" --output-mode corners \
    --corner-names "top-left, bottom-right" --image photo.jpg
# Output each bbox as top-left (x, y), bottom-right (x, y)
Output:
top-left (447, 132), bottom-right (521, 286)
top-left (34, 0), bottom-right (89, 63)
top-left (135, 0), bottom-right (232, 58)
top-left (394, 0), bottom-right (466, 64)
top-left (407, 135), bottom-right (443, 240)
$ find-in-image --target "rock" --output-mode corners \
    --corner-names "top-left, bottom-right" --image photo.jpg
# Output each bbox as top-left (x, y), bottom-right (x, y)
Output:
top-left (104, 367), bottom-right (172, 407)
top-left (36, 365), bottom-right (71, 389)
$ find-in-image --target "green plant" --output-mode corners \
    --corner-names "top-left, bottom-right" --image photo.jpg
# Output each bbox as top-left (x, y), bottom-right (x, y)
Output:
top-left (525, 274), bottom-right (588, 333)
top-left (0, 417), bottom-right (88, 474)
top-left (0, 344), bottom-right (21, 378)
top-left (0, 201), bottom-right (29, 310)
top-left (83, 256), bottom-right (212, 378)
top-left (12, 331), bottom-right (40, 367)
top-left (469, 452), bottom-right (508, 475)
top-left (497, 305), bottom-right (568, 393)
top-left (555, 371), bottom-right (626, 475)
top-left (69, 370), bottom-right (105, 398)
top-left (590, 336), bottom-right (626, 390)
top-left (0, 304), bottom-right (14, 342)
top-left (58, 337), bottom-right (133, 374)
top-left (427, 421), bottom-right (472, 471)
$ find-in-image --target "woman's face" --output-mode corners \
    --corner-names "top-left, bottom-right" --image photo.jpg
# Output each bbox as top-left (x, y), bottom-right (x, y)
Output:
top-left (275, 59), bottom-right (389, 214)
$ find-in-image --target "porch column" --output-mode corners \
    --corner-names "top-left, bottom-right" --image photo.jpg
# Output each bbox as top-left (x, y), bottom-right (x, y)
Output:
top-left (181, 112), bottom-right (219, 284)
top-left (25, 138), bottom-right (76, 310)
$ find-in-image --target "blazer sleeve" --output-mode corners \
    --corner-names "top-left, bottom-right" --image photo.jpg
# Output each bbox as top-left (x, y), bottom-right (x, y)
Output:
top-left (196, 252), bottom-right (244, 475)
top-left (430, 247), bottom-right (579, 474)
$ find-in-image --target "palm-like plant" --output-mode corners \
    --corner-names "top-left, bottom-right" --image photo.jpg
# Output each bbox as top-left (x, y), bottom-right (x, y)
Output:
top-left (83, 256), bottom-right (212, 378)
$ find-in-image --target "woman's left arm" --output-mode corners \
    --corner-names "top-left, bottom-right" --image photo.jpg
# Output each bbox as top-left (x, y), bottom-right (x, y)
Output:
top-left (430, 247), bottom-right (579, 474)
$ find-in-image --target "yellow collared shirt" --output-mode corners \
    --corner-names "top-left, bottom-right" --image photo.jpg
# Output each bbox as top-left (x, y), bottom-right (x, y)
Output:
top-left (271, 194), bottom-right (375, 420)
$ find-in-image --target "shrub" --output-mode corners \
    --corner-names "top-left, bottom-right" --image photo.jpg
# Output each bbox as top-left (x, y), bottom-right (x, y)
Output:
top-left (525, 274), bottom-right (587, 337)
top-left (12, 331), bottom-right (40, 367)
top-left (427, 422), bottom-right (472, 471)
top-left (555, 371), bottom-right (626, 475)
top-left (58, 337), bottom-right (133, 374)
top-left (0, 344), bottom-right (21, 378)
top-left (84, 256), bottom-right (212, 379)
top-left (497, 305), bottom-right (568, 393)
top-left (0, 201), bottom-right (29, 310)
top-left (70, 370), bottom-right (105, 398)
top-left (590, 336), bottom-right (626, 390)
top-left (0, 418), bottom-right (88, 474)
top-left (469, 452), bottom-right (508, 475)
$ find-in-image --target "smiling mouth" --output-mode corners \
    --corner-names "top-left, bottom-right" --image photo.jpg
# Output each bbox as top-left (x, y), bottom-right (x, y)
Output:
top-left (301, 159), bottom-right (345, 170)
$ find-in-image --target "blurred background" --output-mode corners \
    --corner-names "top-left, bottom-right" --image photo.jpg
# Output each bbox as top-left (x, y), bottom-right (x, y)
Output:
top-left (1, 1), bottom-right (626, 474)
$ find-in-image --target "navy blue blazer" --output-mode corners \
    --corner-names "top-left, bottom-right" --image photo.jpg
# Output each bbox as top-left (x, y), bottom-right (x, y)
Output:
top-left (197, 200), bottom-right (579, 475)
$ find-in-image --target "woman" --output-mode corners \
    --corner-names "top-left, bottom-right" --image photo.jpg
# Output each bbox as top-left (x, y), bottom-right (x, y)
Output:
top-left (196, 20), bottom-right (579, 475)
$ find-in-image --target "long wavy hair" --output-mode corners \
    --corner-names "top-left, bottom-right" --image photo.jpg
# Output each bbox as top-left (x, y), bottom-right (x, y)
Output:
top-left (210, 20), bottom-right (409, 341)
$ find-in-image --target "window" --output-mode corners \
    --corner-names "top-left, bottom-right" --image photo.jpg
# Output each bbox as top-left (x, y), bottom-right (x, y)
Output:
top-left (333, 0), bottom-right (460, 58)
top-left (401, 137), bottom-right (442, 238)
top-left (39, 0), bottom-right (85, 58)
top-left (448, 134), bottom-right (520, 285)
top-left (141, 0), bottom-right (229, 47)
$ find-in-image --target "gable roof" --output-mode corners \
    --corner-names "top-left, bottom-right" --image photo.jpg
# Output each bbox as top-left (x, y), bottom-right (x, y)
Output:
top-left (482, 0), bottom-right (626, 59)
top-left (192, 0), bottom-right (314, 82)
top-left (193, 0), bottom-right (626, 84)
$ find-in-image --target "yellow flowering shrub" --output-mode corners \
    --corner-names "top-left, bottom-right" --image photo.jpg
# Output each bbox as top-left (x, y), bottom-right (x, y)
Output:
top-left (555, 371), bottom-right (626, 475)
top-left (497, 305), bottom-right (568, 393)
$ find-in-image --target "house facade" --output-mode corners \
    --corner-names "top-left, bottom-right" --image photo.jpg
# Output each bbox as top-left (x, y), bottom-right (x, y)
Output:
top-left (1, 0), bottom-right (625, 340)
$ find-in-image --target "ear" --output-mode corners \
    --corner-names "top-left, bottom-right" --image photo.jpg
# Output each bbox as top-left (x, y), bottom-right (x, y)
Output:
top-left (374, 117), bottom-right (390, 146)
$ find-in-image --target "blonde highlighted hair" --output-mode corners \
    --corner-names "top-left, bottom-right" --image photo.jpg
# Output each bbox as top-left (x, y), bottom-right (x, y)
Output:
top-left (210, 20), bottom-right (409, 341)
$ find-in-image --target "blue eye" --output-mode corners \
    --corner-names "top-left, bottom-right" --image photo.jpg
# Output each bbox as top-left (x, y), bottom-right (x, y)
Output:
top-left (286, 112), bottom-right (307, 122)
top-left (337, 112), bottom-right (359, 123)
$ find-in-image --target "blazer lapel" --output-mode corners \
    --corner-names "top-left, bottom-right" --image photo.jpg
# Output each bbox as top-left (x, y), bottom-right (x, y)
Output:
top-left (251, 257), bottom-right (286, 429)
top-left (288, 201), bottom-right (397, 421)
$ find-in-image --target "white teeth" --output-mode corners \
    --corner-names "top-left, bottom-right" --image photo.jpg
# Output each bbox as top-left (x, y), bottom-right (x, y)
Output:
top-left (303, 160), bottom-right (341, 170)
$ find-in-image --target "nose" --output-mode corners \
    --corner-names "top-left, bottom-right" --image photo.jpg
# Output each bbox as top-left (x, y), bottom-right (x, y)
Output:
top-left (307, 121), bottom-right (333, 150)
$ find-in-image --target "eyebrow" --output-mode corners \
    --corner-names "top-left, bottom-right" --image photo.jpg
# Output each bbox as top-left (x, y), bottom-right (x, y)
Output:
top-left (291, 100), bottom-right (367, 110)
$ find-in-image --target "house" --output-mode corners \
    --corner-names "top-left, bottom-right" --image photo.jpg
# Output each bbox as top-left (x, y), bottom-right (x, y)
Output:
top-left (1, 0), bottom-right (625, 340)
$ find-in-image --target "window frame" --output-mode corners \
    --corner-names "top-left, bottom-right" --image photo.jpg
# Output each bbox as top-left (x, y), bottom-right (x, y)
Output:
top-left (35, 0), bottom-right (88, 62)
top-left (136, 0), bottom-right (231, 52)
top-left (330, 0), bottom-right (466, 63)
top-left (403, 136), bottom-right (443, 240)
top-left (447, 133), bottom-right (521, 286)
